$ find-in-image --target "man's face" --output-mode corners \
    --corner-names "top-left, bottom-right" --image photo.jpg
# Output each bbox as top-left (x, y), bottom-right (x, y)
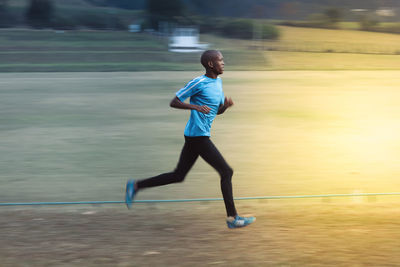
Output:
top-left (212, 52), bottom-right (225, 75)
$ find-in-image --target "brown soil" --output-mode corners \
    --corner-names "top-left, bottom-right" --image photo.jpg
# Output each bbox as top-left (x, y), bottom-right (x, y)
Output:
top-left (1, 201), bottom-right (400, 266)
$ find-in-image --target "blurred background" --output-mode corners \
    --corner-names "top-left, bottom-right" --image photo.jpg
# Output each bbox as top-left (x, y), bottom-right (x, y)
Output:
top-left (1, 0), bottom-right (400, 71)
top-left (2, 1), bottom-right (400, 266)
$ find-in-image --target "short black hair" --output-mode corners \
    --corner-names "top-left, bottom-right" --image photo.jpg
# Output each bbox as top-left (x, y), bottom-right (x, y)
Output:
top-left (200, 50), bottom-right (220, 69)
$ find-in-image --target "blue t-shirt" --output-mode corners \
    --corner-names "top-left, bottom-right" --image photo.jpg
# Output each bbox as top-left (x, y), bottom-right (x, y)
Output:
top-left (176, 75), bottom-right (225, 137)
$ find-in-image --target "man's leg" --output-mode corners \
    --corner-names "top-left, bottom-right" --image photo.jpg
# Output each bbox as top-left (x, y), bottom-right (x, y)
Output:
top-left (136, 138), bottom-right (199, 190)
top-left (198, 138), bottom-right (237, 217)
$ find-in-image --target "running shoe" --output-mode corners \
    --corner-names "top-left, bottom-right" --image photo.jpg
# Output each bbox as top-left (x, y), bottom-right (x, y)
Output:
top-left (226, 215), bottom-right (256, 229)
top-left (125, 179), bottom-right (136, 209)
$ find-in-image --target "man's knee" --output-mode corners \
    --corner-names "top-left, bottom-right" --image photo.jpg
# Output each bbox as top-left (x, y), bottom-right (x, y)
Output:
top-left (221, 166), bottom-right (233, 181)
top-left (172, 170), bottom-right (186, 183)
top-left (227, 167), bottom-right (233, 178)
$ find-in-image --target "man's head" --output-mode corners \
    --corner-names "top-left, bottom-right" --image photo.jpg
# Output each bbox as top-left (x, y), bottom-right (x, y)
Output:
top-left (201, 50), bottom-right (224, 75)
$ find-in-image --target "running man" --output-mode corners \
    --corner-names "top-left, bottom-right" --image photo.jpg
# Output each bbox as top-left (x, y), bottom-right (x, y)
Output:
top-left (126, 50), bottom-right (255, 229)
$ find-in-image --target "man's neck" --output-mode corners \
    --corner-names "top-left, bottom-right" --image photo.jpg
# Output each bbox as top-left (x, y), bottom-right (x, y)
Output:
top-left (205, 70), bottom-right (218, 79)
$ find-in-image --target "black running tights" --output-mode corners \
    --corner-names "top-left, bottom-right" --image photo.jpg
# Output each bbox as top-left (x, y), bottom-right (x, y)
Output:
top-left (136, 136), bottom-right (237, 217)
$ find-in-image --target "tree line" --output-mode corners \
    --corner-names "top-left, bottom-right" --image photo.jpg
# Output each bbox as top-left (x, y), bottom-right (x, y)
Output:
top-left (0, 0), bottom-right (130, 30)
top-left (0, 0), bottom-right (280, 41)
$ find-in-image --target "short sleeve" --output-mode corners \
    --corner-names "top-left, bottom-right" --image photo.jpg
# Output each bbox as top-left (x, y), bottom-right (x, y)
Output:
top-left (220, 79), bottom-right (225, 106)
top-left (176, 77), bottom-right (204, 102)
top-left (220, 91), bottom-right (225, 106)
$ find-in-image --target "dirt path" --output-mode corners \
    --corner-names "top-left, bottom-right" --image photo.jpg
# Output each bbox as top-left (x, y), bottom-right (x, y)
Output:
top-left (1, 201), bottom-right (400, 266)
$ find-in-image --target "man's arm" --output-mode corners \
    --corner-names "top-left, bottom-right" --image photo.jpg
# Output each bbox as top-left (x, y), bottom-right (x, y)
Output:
top-left (217, 97), bottom-right (234, 115)
top-left (170, 96), bottom-right (211, 114)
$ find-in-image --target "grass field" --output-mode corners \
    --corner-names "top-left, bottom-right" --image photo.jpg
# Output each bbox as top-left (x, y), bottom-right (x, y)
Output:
top-left (2, 71), bottom-right (400, 203)
top-left (263, 26), bottom-right (400, 54)
top-left (3, 25), bottom-right (400, 71)
top-left (2, 70), bottom-right (400, 265)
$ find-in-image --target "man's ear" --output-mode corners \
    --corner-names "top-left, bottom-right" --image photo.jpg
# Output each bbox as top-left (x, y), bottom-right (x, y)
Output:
top-left (207, 61), bottom-right (214, 69)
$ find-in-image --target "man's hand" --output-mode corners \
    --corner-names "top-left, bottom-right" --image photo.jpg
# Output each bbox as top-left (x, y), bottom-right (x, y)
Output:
top-left (196, 105), bottom-right (211, 114)
top-left (217, 96), bottom-right (234, 115)
top-left (224, 97), bottom-right (234, 108)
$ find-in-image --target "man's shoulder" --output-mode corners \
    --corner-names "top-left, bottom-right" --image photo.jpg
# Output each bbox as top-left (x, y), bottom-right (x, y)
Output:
top-left (190, 75), bottom-right (206, 83)
top-left (184, 75), bottom-right (207, 90)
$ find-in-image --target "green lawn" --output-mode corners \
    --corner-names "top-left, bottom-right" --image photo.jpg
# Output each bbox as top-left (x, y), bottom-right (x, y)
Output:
top-left (2, 25), bottom-right (400, 71)
top-left (1, 71), bottom-right (400, 204)
top-left (0, 29), bottom-right (268, 72)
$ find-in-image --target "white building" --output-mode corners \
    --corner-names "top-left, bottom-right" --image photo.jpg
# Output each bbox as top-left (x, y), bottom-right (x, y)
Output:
top-left (169, 27), bottom-right (209, 53)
